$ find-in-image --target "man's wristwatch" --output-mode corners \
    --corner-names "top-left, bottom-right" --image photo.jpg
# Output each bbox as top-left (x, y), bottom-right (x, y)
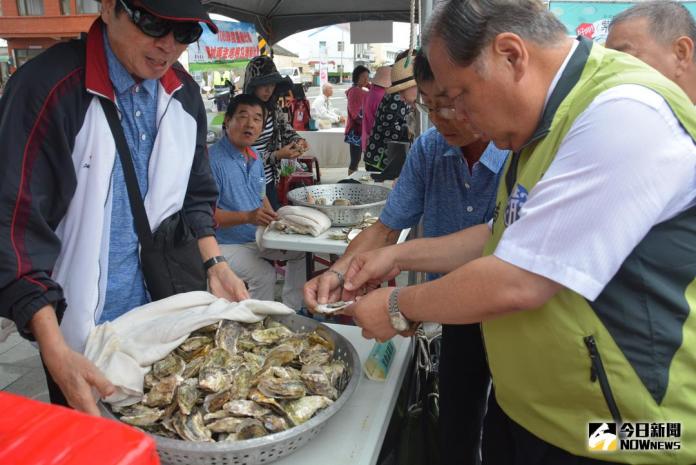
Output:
top-left (388, 287), bottom-right (413, 332)
top-left (204, 255), bottom-right (227, 271)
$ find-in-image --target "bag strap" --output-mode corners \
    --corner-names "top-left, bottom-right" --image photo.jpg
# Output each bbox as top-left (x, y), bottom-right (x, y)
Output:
top-left (99, 97), bottom-right (154, 248)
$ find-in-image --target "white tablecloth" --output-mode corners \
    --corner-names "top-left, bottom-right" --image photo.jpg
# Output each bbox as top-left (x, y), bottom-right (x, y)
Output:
top-left (297, 128), bottom-right (350, 168)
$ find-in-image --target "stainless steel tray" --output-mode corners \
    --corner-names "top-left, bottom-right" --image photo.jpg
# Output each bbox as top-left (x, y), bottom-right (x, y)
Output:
top-left (287, 183), bottom-right (391, 226)
top-left (100, 314), bottom-right (361, 465)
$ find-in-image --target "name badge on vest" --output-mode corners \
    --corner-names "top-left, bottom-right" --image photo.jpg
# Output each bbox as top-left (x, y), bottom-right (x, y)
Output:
top-left (505, 184), bottom-right (529, 226)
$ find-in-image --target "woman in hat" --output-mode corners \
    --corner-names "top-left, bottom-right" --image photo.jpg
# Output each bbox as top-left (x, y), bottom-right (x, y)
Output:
top-left (243, 56), bottom-right (308, 209)
top-left (364, 51), bottom-right (413, 172)
top-left (362, 66), bottom-right (392, 154)
top-left (345, 65), bottom-right (370, 175)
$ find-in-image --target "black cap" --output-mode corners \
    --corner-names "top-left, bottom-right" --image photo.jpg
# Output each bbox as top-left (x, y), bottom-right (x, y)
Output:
top-left (131, 0), bottom-right (218, 33)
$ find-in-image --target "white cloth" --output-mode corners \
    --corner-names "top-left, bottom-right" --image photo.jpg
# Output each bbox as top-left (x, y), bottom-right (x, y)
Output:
top-left (83, 291), bottom-right (293, 406)
top-left (311, 93), bottom-right (341, 124)
top-left (269, 206), bottom-right (332, 237)
top-left (220, 243), bottom-right (306, 310)
top-left (494, 83), bottom-right (696, 300)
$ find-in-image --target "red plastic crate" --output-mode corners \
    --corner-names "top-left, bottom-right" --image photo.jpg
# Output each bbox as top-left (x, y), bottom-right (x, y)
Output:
top-left (0, 392), bottom-right (159, 465)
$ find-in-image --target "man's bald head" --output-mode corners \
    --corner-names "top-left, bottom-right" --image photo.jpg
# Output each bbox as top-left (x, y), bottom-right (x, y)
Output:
top-left (322, 83), bottom-right (334, 97)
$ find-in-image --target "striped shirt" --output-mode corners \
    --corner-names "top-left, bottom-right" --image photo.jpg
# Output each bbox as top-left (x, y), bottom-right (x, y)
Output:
top-left (251, 113), bottom-right (275, 185)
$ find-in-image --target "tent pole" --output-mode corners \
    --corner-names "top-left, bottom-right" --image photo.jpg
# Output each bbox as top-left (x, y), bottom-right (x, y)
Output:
top-left (419, 0), bottom-right (434, 133)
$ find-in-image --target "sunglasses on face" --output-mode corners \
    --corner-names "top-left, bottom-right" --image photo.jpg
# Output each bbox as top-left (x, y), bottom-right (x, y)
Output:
top-left (414, 100), bottom-right (457, 120)
top-left (118, 0), bottom-right (203, 44)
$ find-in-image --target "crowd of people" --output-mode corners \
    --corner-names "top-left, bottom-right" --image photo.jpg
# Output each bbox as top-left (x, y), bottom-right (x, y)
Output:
top-left (3, 0), bottom-right (696, 464)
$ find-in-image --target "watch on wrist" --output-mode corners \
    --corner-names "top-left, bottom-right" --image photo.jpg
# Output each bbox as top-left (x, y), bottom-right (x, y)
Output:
top-left (388, 287), bottom-right (413, 332)
top-left (204, 255), bottom-right (227, 271)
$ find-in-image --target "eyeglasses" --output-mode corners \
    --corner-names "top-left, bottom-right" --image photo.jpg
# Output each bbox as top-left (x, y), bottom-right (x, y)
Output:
top-left (118, 0), bottom-right (203, 45)
top-left (414, 100), bottom-right (457, 120)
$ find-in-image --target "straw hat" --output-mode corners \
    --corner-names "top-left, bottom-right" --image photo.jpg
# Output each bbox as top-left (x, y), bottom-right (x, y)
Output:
top-left (371, 66), bottom-right (392, 88)
top-left (386, 55), bottom-right (416, 94)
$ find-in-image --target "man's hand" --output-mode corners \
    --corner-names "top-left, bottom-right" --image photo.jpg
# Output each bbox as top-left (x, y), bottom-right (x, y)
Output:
top-left (248, 207), bottom-right (277, 226)
top-left (304, 269), bottom-right (344, 310)
top-left (343, 247), bottom-right (402, 294)
top-left (42, 345), bottom-right (115, 416)
top-left (208, 262), bottom-right (250, 301)
top-left (30, 306), bottom-right (114, 416)
top-left (343, 287), bottom-right (397, 341)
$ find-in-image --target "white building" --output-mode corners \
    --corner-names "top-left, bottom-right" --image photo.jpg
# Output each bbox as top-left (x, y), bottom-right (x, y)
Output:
top-left (277, 22), bottom-right (413, 74)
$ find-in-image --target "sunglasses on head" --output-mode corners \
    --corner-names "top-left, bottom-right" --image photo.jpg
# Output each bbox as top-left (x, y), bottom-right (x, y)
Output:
top-left (118, 0), bottom-right (203, 44)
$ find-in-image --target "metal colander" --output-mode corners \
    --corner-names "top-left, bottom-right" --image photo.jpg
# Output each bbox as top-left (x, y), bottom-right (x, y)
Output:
top-left (287, 183), bottom-right (391, 226)
top-left (99, 314), bottom-right (361, 465)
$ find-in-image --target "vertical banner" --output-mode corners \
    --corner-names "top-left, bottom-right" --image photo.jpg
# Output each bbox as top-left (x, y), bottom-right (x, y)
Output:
top-left (319, 41), bottom-right (328, 86)
top-left (188, 20), bottom-right (258, 64)
top-left (550, 1), bottom-right (696, 43)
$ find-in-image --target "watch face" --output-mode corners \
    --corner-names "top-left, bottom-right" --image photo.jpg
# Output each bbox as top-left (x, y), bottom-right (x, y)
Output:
top-left (390, 313), bottom-right (410, 332)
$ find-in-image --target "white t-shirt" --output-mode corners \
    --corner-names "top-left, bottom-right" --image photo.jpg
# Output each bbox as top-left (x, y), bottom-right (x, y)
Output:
top-left (494, 52), bottom-right (696, 301)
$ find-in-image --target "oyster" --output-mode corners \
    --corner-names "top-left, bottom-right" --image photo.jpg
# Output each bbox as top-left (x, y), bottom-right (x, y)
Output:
top-left (299, 344), bottom-right (332, 366)
top-left (120, 405), bottom-right (164, 427)
top-left (251, 326), bottom-right (295, 345)
top-left (223, 400), bottom-right (271, 418)
top-left (332, 198), bottom-right (352, 206)
top-left (198, 366), bottom-right (233, 393)
top-left (262, 414), bottom-right (289, 433)
top-left (178, 335), bottom-right (212, 354)
top-left (215, 320), bottom-right (244, 355)
top-left (207, 416), bottom-right (245, 433)
top-left (314, 300), bottom-right (354, 314)
top-left (236, 418), bottom-right (268, 440)
top-left (153, 353), bottom-right (185, 379)
top-left (176, 378), bottom-right (200, 415)
top-left (301, 365), bottom-right (338, 400)
top-left (143, 375), bottom-right (181, 407)
top-left (258, 377), bottom-right (306, 399)
top-left (182, 354), bottom-right (207, 379)
top-left (284, 396), bottom-right (333, 426)
top-left (173, 411), bottom-right (213, 442)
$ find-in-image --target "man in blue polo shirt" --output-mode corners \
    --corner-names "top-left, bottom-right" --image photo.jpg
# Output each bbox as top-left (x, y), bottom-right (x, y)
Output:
top-left (304, 51), bottom-right (508, 465)
top-left (211, 94), bottom-right (306, 310)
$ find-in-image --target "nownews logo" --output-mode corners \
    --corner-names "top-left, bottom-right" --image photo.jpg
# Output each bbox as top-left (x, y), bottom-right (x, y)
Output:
top-left (588, 422), bottom-right (681, 452)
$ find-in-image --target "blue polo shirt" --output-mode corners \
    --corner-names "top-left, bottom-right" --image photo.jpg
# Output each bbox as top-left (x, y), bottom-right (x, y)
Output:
top-left (210, 135), bottom-right (266, 244)
top-left (380, 127), bottom-right (509, 279)
top-left (99, 31), bottom-right (158, 323)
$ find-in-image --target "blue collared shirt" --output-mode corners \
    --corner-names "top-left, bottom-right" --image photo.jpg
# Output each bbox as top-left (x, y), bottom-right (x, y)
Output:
top-left (99, 31), bottom-right (159, 323)
top-left (210, 135), bottom-right (266, 245)
top-left (380, 127), bottom-right (509, 279)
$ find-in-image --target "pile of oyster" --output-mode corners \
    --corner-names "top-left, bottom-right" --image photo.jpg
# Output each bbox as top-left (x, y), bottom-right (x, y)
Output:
top-left (110, 318), bottom-right (347, 442)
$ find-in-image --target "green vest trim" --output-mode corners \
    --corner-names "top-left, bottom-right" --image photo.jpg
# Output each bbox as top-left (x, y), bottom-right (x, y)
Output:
top-left (482, 38), bottom-right (696, 464)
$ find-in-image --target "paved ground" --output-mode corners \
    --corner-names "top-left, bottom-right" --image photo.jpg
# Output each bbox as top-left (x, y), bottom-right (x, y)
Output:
top-left (0, 167), bottom-right (370, 403)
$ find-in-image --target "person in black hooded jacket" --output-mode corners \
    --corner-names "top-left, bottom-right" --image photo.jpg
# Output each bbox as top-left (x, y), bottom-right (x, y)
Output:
top-left (243, 56), bottom-right (309, 209)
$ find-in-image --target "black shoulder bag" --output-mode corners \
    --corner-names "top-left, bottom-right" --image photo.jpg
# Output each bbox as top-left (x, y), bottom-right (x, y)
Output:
top-left (99, 98), bottom-right (207, 301)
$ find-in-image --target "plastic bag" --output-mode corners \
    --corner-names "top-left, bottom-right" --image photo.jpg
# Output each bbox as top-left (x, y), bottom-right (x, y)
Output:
top-left (0, 392), bottom-right (159, 465)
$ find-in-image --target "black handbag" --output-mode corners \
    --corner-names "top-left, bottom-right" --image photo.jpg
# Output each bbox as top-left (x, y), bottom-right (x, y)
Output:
top-left (99, 98), bottom-right (207, 301)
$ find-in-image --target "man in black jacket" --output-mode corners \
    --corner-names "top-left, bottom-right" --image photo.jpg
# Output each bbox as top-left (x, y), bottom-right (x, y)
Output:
top-left (0, 0), bottom-right (248, 415)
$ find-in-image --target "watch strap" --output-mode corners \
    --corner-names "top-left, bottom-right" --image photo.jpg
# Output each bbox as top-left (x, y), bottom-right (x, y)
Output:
top-left (204, 255), bottom-right (227, 270)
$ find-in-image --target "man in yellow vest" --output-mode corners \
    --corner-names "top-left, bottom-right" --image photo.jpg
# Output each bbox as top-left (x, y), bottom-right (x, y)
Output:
top-left (606, 0), bottom-right (696, 104)
top-left (334, 0), bottom-right (696, 463)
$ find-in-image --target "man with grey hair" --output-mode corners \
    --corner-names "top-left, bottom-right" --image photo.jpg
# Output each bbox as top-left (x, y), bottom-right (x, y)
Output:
top-left (336, 0), bottom-right (696, 463)
top-left (606, 0), bottom-right (696, 103)
top-left (311, 82), bottom-right (344, 127)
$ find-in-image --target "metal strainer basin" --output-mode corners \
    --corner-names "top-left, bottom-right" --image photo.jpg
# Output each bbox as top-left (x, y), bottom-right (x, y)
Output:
top-left (99, 314), bottom-right (361, 465)
top-left (287, 183), bottom-right (391, 226)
